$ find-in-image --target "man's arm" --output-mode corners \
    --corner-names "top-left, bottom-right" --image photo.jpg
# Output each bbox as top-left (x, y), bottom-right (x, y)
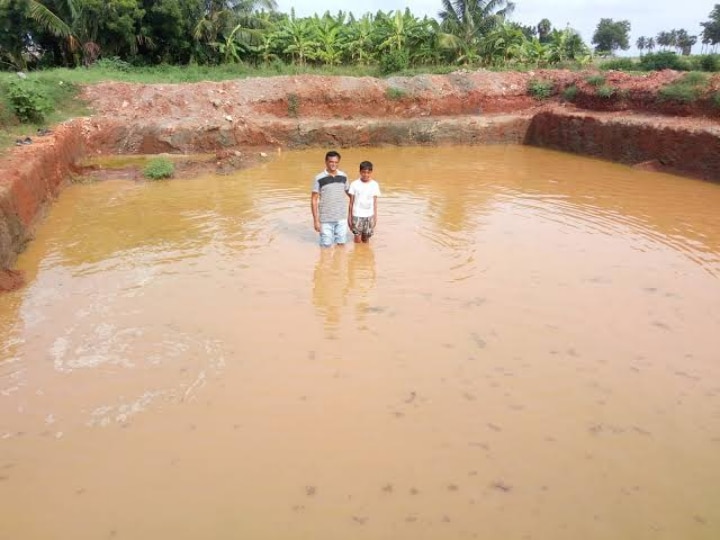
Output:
top-left (311, 192), bottom-right (320, 232)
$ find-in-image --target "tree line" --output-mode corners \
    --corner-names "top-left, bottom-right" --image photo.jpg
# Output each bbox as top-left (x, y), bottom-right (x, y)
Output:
top-left (1, 0), bottom-right (719, 72)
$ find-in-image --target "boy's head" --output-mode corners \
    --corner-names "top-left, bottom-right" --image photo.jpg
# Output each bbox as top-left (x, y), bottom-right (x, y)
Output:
top-left (359, 160), bottom-right (373, 182)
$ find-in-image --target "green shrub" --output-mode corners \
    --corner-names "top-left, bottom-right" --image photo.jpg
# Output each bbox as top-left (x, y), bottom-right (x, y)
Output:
top-left (379, 49), bottom-right (409, 75)
top-left (599, 58), bottom-right (636, 71)
top-left (658, 83), bottom-right (700, 103)
top-left (680, 71), bottom-right (709, 86)
top-left (5, 79), bottom-right (52, 123)
top-left (143, 157), bottom-right (175, 180)
top-left (527, 78), bottom-right (553, 99)
top-left (562, 84), bottom-right (578, 101)
top-left (639, 51), bottom-right (689, 71)
top-left (657, 72), bottom-right (709, 104)
top-left (698, 54), bottom-right (720, 72)
top-left (596, 84), bottom-right (616, 98)
top-left (713, 91), bottom-right (720, 108)
top-left (287, 92), bottom-right (300, 117)
top-left (385, 86), bottom-right (406, 100)
top-left (585, 74), bottom-right (606, 87)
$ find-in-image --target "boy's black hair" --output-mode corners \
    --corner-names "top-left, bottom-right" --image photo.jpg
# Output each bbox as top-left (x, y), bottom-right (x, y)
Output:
top-left (325, 150), bottom-right (341, 160)
top-left (359, 160), bottom-right (373, 171)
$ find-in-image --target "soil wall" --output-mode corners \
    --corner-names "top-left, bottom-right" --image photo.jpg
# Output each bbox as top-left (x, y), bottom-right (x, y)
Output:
top-left (525, 110), bottom-right (720, 181)
top-left (0, 123), bottom-right (85, 290)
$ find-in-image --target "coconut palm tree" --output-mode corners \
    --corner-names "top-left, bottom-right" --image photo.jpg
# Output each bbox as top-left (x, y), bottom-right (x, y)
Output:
top-left (438, 0), bottom-right (515, 64)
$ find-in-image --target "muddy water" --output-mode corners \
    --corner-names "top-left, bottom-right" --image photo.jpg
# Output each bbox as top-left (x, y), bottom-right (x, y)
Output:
top-left (1, 146), bottom-right (720, 540)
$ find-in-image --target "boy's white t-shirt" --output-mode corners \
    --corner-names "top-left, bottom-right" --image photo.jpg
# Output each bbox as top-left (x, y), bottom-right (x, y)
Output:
top-left (348, 179), bottom-right (381, 218)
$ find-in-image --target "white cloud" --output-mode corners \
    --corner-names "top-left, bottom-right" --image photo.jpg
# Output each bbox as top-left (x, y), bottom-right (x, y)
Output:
top-left (274, 0), bottom-right (714, 54)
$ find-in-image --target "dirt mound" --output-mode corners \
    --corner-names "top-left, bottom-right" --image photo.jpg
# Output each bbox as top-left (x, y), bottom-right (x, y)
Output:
top-left (79, 69), bottom-right (720, 126)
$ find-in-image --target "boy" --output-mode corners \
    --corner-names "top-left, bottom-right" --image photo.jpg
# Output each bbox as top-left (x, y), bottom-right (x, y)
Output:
top-left (347, 161), bottom-right (381, 243)
top-left (311, 150), bottom-right (349, 247)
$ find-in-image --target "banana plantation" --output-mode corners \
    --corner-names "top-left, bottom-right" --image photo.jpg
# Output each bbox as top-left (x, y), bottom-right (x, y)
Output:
top-left (0, 0), bottom-right (592, 71)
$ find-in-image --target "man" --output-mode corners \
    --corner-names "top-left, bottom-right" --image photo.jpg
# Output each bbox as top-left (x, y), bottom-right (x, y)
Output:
top-left (311, 151), bottom-right (349, 247)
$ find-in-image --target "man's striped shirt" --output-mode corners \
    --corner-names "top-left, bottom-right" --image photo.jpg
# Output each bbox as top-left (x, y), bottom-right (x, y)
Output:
top-left (312, 170), bottom-right (348, 222)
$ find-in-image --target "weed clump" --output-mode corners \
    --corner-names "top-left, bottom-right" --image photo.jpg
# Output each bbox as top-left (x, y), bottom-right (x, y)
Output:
top-left (713, 91), bottom-right (720, 108)
top-left (144, 157), bottom-right (175, 180)
top-left (562, 84), bottom-right (578, 101)
top-left (527, 78), bottom-right (553, 99)
top-left (657, 72), bottom-right (709, 103)
top-left (596, 85), bottom-right (616, 99)
top-left (385, 87), bottom-right (406, 100)
top-left (287, 92), bottom-right (300, 117)
top-left (585, 74), bottom-right (606, 87)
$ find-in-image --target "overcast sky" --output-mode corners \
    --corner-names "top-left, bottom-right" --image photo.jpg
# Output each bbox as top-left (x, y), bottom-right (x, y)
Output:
top-left (274, 0), bottom-right (715, 54)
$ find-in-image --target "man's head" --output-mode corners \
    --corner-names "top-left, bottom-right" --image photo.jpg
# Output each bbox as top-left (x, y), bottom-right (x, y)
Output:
top-left (325, 151), bottom-right (341, 174)
top-left (359, 160), bottom-right (373, 182)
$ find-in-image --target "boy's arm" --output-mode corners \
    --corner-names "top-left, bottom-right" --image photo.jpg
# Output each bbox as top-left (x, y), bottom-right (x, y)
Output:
top-left (347, 194), bottom-right (354, 228)
top-left (372, 196), bottom-right (378, 227)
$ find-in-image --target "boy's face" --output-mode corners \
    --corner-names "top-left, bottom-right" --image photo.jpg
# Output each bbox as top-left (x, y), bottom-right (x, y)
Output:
top-left (359, 168), bottom-right (373, 182)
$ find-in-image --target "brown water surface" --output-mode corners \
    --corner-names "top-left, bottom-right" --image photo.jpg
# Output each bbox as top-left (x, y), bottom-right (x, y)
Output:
top-left (1, 146), bottom-right (720, 540)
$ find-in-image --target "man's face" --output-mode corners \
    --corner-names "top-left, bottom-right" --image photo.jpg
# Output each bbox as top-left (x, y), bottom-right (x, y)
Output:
top-left (325, 156), bottom-right (340, 173)
top-left (359, 169), bottom-right (373, 182)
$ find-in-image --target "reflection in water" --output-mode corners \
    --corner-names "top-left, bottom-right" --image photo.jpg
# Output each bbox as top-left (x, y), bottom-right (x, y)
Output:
top-left (312, 247), bottom-right (348, 334)
top-left (312, 245), bottom-right (377, 334)
top-left (1, 146), bottom-right (720, 540)
top-left (347, 245), bottom-right (377, 327)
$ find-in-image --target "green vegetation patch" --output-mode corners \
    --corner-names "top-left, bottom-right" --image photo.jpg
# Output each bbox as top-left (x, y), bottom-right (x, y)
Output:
top-left (697, 54), bottom-right (720, 73)
top-left (143, 158), bottom-right (175, 180)
top-left (598, 58), bottom-right (636, 71)
top-left (0, 73), bottom-right (81, 151)
top-left (596, 84), bottom-right (617, 99)
top-left (657, 72), bottom-right (710, 103)
top-left (385, 87), bottom-right (407, 100)
top-left (5, 79), bottom-right (53, 123)
top-left (287, 93), bottom-right (300, 117)
top-left (562, 85), bottom-right (579, 101)
top-left (638, 51), bottom-right (691, 72)
top-left (585, 74), bottom-right (606, 87)
top-left (527, 78), bottom-right (554, 99)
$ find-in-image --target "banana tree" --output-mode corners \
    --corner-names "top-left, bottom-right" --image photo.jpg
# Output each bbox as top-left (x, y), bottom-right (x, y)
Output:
top-left (309, 13), bottom-right (343, 66)
top-left (276, 11), bottom-right (313, 65)
top-left (343, 13), bottom-right (376, 65)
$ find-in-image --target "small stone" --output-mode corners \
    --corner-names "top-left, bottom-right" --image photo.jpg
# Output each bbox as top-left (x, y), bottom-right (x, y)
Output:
top-left (224, 115), bottom-right (233, 122)
top-left (211, 99), bottom-right (221, 108)
top-left (16, 71), bottom-right (27, 79)
top-left (260, 152), bottom-right (268, 157)
top-left (121, 101), bottom-right (129, 108)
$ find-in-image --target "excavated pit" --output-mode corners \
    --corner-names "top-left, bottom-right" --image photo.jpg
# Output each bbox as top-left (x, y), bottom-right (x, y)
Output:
top-left (2, 70), bottom-right (720, 289)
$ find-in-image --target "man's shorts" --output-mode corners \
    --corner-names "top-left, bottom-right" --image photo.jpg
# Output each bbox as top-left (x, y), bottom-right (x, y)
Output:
top-left (319, 220), bottom-right (347, 247)
top-left (351, 216), bottom-right (374, 238)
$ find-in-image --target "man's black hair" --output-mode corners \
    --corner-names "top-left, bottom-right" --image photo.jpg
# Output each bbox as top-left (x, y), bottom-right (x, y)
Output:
top-left (325, 150), bottom-right (341, 160)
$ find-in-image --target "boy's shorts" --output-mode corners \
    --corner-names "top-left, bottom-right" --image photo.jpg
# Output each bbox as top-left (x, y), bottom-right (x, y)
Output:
top-left (351, 216), bottom-right (374, 238)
